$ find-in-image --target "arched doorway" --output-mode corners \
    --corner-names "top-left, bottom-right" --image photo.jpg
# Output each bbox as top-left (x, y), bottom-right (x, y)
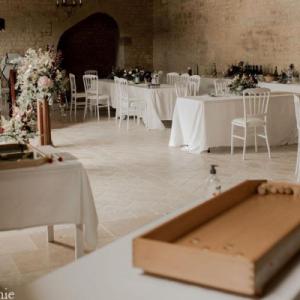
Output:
top-left (58, 13), bottom-right (119, 90)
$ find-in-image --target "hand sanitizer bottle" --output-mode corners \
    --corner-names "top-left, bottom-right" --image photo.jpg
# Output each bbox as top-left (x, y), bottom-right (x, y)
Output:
top-left (207, 165), bottom-right (222, 197)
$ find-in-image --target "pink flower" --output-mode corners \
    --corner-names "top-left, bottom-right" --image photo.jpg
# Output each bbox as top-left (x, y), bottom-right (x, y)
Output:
top-left (38, 76), bottom-right (53, 89)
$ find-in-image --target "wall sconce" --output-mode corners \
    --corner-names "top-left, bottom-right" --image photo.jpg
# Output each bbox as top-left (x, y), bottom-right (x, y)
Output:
top-left (0, 18), bottom-right (5, 32)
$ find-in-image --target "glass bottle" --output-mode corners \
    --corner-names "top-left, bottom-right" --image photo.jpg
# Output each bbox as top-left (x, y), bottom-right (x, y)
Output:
top-left (206, 165), bottom-right (222, 198)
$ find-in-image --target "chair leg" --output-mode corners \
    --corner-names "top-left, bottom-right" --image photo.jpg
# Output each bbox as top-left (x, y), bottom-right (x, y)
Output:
top-left (83, 101), bottom-right (88, 120)
top-left (231, 123), bottom-right (234, 155)
top-left (108, 102), bottom-right (110, 119)
top-left (127, 113), bottom-right (129, 131)
top-left (70, 98), bottom-right (73, 117)
top-left (264, 126), bottom-right (271, 159)
top-left (254, 127), bottom-right (258, 152)
top-left (97, 104), bottom-right (100, 121)
top-left (243, 127), bottom-right (247, 160)
top-left (74, 101), bottom-right (77, 121)
top-left (119, 113), bottom-right (122, 128)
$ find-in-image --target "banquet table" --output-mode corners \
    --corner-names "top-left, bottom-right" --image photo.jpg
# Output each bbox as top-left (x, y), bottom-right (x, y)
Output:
top-left (18, 197), bottom-right (300, 300)
top-left (99, 79), bottom-right (176, 129)
top-left (259, 82), bottom-right (300, 94)
top-left (0, 146), bottom-right (98, 258)
top-left (169, 92), bottom-right (297, 153)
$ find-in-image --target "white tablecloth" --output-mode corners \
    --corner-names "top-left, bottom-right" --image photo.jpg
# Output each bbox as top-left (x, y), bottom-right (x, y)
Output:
top-left (169, 93), bottom-right (297, 153)
top-left (18, 197), bottom-right (300, 300)
top-left (259, 82), bottom-right (300, 93)
top-left (0, 147), bottom-right (98, 250)
top-left (99, 80), bottom-right (176, 129)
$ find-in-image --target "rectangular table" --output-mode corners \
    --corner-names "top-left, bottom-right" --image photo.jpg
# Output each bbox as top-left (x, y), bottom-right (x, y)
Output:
top-left (18, 197), bottom-right (300, 300)
top-left (259, 82), bottom-right (300, 93)
top-left (0, 146), bottom-right (98, 258)
top-left (169, 93), bottom-right (297, 153)
top-left (99, 79), bottom-right (176, 129)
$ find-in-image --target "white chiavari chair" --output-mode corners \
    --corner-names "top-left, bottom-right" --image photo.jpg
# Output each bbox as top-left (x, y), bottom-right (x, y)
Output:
top-left (117, 78), bottom-right (145, 130)
top-left (114, 76), bottom-right (121, 121)
top-left (84, 70), bottom-right (98, 76)
top-left (214, 79), bottom-right (230, 96)
top-left (294, 94), bottom-right (300, 181)
top-left (180, 73), bottom-right (190, 84)
top-left (166, 72), bottom-right (180, 85)
top-left (189, 75), bottom-right (201, 96)
top-left (231, 88), bottom-right (271, 160)
top-left (69, 73), bottom-right (86, 119)
top-left (175, 82), bottom-right (188, 98)
top-left (83, 75), bottom-right (110, 121)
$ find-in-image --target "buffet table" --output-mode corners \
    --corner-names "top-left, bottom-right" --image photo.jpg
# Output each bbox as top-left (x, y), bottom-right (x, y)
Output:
top-left (18, 197), bottom-right (300, 300)
top-left (99, 80), bottom-right (176, 129)
top-left (0, 146), bottom-right (98, 258)
top-left (169, 93), bottom-right (297, 153)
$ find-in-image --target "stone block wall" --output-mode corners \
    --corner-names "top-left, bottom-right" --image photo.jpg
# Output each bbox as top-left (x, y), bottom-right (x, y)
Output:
top-left (1, 0), bottom-right (299, 75)
top-left (153, 0), bottom-right (300, 74)
top-left (0, 0), bottom-right (153, 69)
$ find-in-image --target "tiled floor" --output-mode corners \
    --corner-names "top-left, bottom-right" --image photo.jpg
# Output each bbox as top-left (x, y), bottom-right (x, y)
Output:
top-left (0, 113), bottom-right (297, 290)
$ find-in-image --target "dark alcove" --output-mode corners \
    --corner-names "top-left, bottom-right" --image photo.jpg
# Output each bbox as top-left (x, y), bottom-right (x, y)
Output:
top-left (58, 13), bottom-right (119, 90)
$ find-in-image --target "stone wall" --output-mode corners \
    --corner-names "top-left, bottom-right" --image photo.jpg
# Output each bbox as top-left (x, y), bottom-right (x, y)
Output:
top-left (153, 0), bottom-right (300, 75)
top-left (0, 0), bottom-right (153, 69)
top-left (2, 0), bottom-right (299, 75)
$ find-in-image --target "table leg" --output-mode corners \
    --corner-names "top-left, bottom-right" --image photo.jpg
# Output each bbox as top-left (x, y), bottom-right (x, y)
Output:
top-left (75, 224), bottom-right (84, 259)
top-left (47, 225), bottom-right (54, 242)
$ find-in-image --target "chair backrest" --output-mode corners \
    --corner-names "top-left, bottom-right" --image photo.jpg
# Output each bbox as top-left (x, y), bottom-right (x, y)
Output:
top-left (294, 94), bottom-right (300, 130)
top-left (187, 81), bottom-right (198, 96)
top-left (242, 88), bottom-right (270, 120)
top-left (166, 72), bottom-right (180, 85)
top-left (69, 73), bottom-right (77, 95)
top-left (114, 76), bottom-right (121, 106)
top-left (189, 75), bottom-right (201, 95)
top-left (214, 79), bottom-right (230, 96)
top-left (83, 74), bottom-right (98, 96)
top-left (85, 70), bottom-right (98, 77)
top-left (180, 73), bottom-right (190, 84)
top-left (175, 82), bottom-right (188, 98)
top-left (118, 78), bottom-right (129, 101)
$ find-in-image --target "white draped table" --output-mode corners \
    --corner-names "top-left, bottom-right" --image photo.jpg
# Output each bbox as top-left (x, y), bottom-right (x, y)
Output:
top-left (99, 80), bottom-right (176, 129)
top-left (0, 146), bottom-right (98, 258)
top-left (18, 198), bottom-right (300, 300)
top-left (259, 82), bottom-right (300, 93)
top-left (169, 93), bottom-right (297, 153)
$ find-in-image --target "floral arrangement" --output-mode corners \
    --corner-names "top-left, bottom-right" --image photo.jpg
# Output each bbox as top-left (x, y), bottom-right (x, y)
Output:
top-left (0, 107), bottom-right (36, 143)
top-left (108, 67), bottom-right (152, 83)
top-left (228, 74), bottom-right (257, 94)
top-left (0, 47), bottom-right (68, 144)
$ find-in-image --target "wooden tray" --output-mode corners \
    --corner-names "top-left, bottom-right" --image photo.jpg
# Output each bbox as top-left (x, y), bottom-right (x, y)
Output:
top-left (0, 143), bottom-right (49, 170)
top-left (133, 180), bottom-right (300, 297)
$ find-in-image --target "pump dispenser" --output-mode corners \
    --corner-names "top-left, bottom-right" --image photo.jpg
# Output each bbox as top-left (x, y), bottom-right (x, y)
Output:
top-left (206, 165), bottom-right (222, 197)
